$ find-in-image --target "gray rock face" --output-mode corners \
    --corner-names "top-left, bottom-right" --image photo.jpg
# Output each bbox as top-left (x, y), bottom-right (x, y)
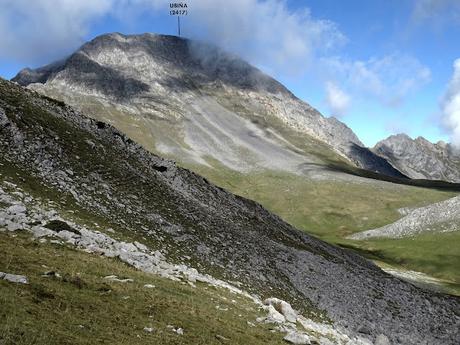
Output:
top-left (12, 33), bottom-right (403, 178)
top-left (374, 134), bottom-right (460, 182)
top-left (7, 204), bottom-right (26, 214)
top-left (0, 107), bottom-right (9, 127)
top-left (0, 79), bottom-right (458, 344)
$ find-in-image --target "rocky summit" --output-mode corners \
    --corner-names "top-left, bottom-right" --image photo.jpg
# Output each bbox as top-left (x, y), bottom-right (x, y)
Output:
top-left (1, 78), bottom-right (459, 344)
top-left (374, 134), bottom-right (460, 182)
top-left (13, 32), bottom-right (404, 178)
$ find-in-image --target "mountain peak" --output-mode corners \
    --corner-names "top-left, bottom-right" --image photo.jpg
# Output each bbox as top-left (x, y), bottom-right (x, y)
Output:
top-left (386, 133), bottom-right (412, 141)
top-left (13, 32), bottom-right (291, 98)
top-left (374, 134), bottom-right (460, 181)
top-left (12, 32), bottom-right (404, 178)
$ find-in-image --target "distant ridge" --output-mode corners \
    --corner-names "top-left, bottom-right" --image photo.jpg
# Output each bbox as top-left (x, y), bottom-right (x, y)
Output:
top-left (374, 134), bottom-right (460, 182)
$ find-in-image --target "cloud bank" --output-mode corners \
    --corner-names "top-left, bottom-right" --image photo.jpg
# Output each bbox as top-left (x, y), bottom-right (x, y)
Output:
top-left (184, 0), bottom-right (346, 77)
top-left (440, 58), bottom-right (460, 147)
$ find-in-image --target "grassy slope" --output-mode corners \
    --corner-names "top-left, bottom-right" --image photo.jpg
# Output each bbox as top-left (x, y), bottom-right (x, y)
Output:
top-left (0, 232), bottom-right (284, 345)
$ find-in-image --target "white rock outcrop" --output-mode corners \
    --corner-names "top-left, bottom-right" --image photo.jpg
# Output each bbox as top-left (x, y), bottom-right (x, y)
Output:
top-left (284, 331), bottom-right (311, 344)
top-left (0, 272), bottom-right (28, 284)
top-left (264, 297), bottom-right (298, 323)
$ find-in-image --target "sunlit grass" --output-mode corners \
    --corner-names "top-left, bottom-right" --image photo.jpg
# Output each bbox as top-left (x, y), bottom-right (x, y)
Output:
top-left (0, 232), bottom-right (285, 345)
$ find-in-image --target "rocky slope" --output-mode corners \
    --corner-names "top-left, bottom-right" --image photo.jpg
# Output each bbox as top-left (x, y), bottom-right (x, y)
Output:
top-left (349, 194), bottom-right (460, 239)
top-left (1, 79), bottom-right (459, 344)
top-left (12, 32), bottom-right (404, 178)
top-left (374, 134), bottom-right (460, 182)
top-left (0, 179), bottom-right (378, 345)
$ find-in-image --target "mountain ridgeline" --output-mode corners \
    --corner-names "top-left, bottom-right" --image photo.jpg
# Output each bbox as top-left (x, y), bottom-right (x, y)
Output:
top-left (13, 32), bottom-right (405, 178)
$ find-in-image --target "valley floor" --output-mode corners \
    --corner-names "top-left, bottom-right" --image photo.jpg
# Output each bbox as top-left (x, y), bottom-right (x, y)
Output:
top-left (190, 165), bottom-right (460, 296)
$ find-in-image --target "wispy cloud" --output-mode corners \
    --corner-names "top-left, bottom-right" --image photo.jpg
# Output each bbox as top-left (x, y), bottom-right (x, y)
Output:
top-left (440, 58), bottom-right (460, 147)
top-left (324, 81), bottom-right (350, 117)
top-left (411, 0), bottom-right (460, 24)
top-left (322, 53), bottom-right (431, 107)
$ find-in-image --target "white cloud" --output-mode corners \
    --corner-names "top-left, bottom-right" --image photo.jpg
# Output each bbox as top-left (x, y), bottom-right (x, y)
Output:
top-left (322, 53), bottom-right (431, 107)
top-left (183, 0), bottom-right (347, 77)
top-left (440, 58), bottom-right (460, 147)
top-left (0, 0), bottom-right (113, 63)
top-left (324, 81), bottom-right (350, 116)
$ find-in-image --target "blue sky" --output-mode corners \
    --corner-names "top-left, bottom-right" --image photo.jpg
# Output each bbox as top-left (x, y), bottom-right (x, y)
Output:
top-left (1, 0), bottom-right (459, 147)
